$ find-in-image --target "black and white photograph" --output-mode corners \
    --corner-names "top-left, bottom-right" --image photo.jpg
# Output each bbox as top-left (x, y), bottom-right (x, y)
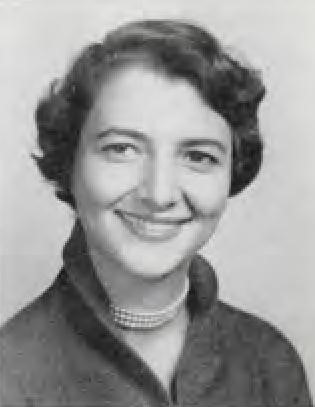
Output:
top-left (0, 0), bottom-right (314, 406)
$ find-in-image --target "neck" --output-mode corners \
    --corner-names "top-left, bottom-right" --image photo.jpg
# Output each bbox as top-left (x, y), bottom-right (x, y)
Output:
top-left (88, 247), bottom-right (190, 314)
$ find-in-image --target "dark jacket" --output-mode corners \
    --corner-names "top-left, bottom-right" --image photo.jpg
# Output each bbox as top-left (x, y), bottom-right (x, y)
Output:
top-left (1, 226), bottom-right (313, 407)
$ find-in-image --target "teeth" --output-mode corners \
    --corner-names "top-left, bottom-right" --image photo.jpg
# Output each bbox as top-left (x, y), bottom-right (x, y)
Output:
top-left (122, 214), bottom-right (179, 237)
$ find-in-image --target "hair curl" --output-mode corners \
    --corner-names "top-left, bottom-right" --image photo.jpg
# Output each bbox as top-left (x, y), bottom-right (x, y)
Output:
top-left (33, 19), bottom-right (265, 207)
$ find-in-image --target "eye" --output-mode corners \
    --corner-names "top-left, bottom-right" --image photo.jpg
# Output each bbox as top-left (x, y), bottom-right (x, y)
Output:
top-left (100, 143), bottom-right (140, 162)
top-left (182, 150), bottom-right (220, 172)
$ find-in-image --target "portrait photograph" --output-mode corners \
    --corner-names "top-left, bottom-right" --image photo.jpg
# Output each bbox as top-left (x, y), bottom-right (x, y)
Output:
top-left (0, 0), bottom-right (314, 406)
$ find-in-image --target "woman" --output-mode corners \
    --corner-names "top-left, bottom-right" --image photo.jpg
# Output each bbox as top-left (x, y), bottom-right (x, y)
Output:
top-left (1, 19), bottom-right (312, 407)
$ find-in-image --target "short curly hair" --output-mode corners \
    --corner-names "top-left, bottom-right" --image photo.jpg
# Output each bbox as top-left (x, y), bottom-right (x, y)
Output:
top-left (33, 19), bottom-right (265, 207)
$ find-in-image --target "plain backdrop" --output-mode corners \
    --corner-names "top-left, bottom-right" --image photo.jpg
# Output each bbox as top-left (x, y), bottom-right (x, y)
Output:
top-left (0, 0), bottom-right (314, 399)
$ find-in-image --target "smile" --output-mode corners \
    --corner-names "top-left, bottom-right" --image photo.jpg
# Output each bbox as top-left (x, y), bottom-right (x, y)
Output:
top-left (115, 210), bottom-right (192, 241)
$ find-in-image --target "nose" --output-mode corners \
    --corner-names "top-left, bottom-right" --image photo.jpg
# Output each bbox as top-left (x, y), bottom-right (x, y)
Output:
top-left (137, 155), bottom-right (180, 211)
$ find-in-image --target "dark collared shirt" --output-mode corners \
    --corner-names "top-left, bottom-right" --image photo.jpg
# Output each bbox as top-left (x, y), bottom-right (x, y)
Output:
top-left (1, 225), bottom-right (313, 406)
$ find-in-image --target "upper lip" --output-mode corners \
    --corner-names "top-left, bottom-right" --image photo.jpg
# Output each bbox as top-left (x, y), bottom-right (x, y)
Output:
top-left (115, 210), bottom-right (192, 225)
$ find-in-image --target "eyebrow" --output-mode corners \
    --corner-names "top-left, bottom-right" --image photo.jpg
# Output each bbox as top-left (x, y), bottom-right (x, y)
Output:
top-left (180, 138), bottom-right (227, 154)
top-left (96, 127), bottom-right (147, 142)
top-left (96, 126), bottom-right (228, 154)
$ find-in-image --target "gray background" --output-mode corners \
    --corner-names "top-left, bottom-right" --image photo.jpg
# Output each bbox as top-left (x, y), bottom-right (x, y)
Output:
top-left (0, 0), bottom-right (314, 399)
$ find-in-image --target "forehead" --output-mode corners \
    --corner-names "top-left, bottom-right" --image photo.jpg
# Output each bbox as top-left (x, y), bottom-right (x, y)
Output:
top-left (82, 64), bottom-right (231, 145)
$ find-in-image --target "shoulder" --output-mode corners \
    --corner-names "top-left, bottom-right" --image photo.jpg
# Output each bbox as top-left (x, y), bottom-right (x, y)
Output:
top-left (0, 282), bottom-right (71, 406)
top-left (209, 300), bottom-right (312, 405)
top-left (1, 283), bottom-right (63, 354)
top-left (214, 300), bottom-right (294, 349)
top-left (213, 300), bottom-right (301, 360)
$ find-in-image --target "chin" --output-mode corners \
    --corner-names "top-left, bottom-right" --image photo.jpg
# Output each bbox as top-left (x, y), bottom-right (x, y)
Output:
top-left (118, 249), bottom-right (192, 280)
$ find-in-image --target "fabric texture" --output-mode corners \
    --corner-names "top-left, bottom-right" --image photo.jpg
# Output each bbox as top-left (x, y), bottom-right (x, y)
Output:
top-left (1, 223), bottom-right (313, 407)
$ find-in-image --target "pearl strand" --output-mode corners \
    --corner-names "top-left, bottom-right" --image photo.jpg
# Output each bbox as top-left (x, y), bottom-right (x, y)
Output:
top-left (110, 276), bottom-right (190, 330)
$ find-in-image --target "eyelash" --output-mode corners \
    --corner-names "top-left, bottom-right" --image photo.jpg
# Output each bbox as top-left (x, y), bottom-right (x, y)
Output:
top-left (184, 150), bottom-right (220, 165)
top-left (100, 143), bottom-right (140, 155)
top-left (99, 143), bottom-right (220, 169)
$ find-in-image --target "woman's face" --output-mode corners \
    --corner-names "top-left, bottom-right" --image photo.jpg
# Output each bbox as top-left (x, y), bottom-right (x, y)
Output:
top-left (72, 65), bottom-right (232, 278)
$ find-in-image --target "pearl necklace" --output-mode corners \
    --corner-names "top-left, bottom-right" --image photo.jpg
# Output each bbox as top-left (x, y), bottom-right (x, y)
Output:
top-left (110, 276), bottom-right (190, 330)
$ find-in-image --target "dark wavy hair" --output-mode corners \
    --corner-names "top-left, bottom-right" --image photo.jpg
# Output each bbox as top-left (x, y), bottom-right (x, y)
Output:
top-left (33, 19), bottom-right (265, 207)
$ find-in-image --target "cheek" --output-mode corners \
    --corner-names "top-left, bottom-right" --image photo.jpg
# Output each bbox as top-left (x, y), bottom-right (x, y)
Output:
top-left (72, 156), bottom-right (140, 209)
top-left (183, 171), bottom-right (230, 216)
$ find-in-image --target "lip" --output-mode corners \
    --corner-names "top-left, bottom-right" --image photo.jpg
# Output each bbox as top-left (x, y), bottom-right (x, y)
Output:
top-left (115, 210), bottom-right (192, 241)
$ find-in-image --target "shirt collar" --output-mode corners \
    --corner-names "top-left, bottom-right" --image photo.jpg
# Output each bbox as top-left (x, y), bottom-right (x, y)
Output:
top-left (59, 220), bottom-right (222, 405)
top-left (62, 220), bottom-right (218, 318)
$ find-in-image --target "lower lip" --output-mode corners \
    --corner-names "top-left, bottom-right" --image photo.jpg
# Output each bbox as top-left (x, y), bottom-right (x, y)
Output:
top-left (116, 212), bottom-right (189, 242)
